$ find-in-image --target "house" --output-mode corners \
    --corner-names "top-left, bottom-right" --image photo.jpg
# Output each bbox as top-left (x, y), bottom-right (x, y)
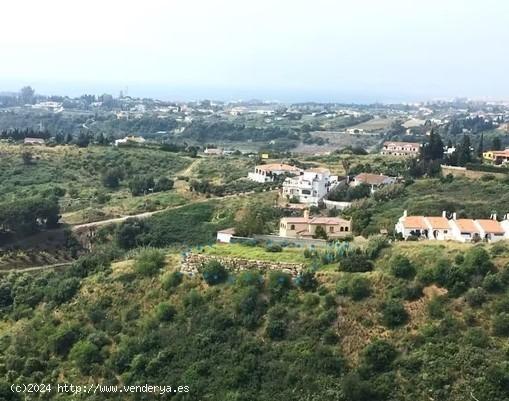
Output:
top-left (381, 141), bottom-right (421, 156)
top-left (483, 149), bottom-right (509, 164)
top-left (216, 228), bottom-right (236, 243)
top-left (350, 173), bottom-right (396, 193)
top-left (203, 148), bottom-right (224, 156)
top-left (282, 168), bottom-right (339, 206)
top-left (248, 163), bottom-right (302, 183)
top-left (279, 210), bottom-right (351, 239)
top-left (24, 137), bottom-right (45, 145)
top-left (396, 210), bottom-right (509, 243)
top-left (114, 136), bottom-right (146, 146)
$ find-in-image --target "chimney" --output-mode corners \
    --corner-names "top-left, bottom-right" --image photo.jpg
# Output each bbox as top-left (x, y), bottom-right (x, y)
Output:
top-left (303, 209), bottom-right (310, 220)
top-left (442, 211), bottom-right (447, 218)
top-left (403, 210), bottom-right (408, 217)
top-left (453, 212), bottom-right (457, 220)
top-left (491, 213), bottom-right (497, 221)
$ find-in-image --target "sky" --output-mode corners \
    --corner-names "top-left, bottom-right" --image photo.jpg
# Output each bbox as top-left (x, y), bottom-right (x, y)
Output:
top-left (0, 0), bottom-right (508, 102)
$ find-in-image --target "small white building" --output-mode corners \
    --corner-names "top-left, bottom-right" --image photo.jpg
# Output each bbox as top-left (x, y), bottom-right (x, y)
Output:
top-left (350, 173), bottom-right (396, 193)
top-left (248, 163), bottom-right (302, 183)
top-left (24, 137), bottom-right (45, 145)
top-left (203, 148), bottom-right (224, 156)
top-left (114, 136), bottom-right (146, 146)
top-left (216, 228), bottom-right (236, 243)
top-left (282, 168), bottom-right (339, 206)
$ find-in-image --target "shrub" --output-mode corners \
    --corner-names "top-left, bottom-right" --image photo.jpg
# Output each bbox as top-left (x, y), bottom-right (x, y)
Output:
top-left (381, 299), bottom-right (408, 328)
top-left (339, 252), bottom-right (373, 273)
top-left (265, 243), bottom-right (282, 253)
top-left (267, 271), bottom-right (292, 301)
top-left (295, 270), bottom-right (318, 292)
top-left (155, 302), bottom-right (177, 322)
top-left (134, 248), bottom-right (166, 276)
top-left (492, 313), bottom-right (509, 336)
top-left (390, 255), bottom-right (416, 279)
top-left (161, 271), bottom-right (183, 290)
top-left (236, 271), bottom-right (263, 288)
top-left (462, 246), bottom-right (495, 277)
top-left (427, 296), bottom-right (446, 319)
top-left (349, 276), bottom-right (371, 300)
top-left (201, 260), bottom-right (228, 285)
top-left (69, 340), bottom-right (101, 373)
top-left (483, 273), bottom-right (504, 293)
top-left (465, 287), bottom-right (487, 307)
top-left (50, 324), bottom-right (81, 356)
top-left (365, 235), bottom-right (390, 259)
top-left (154, 177), bottom-right (174, 192)
top-left (362, 340), bottom-right (398, 372)
top-left (265, 319), bottom-right (287, 340)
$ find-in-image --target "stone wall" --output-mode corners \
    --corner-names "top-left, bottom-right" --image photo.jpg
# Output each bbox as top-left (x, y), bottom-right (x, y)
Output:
top-left (181, 253), bottom-right (305, 276)
top-left (441, 164), bottom-right (506, 180)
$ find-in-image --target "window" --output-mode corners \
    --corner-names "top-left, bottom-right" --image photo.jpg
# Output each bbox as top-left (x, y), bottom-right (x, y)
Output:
top-left (302, 190), bottom-right (311, 195)
top-left (329, 226), bottom-right (334, 233)
top-left (340, 227), bottom-right (344, 232)
top-left (344, 226), bottom-right (349, 232)
top-left (290, 224), bottom-right (295, 230)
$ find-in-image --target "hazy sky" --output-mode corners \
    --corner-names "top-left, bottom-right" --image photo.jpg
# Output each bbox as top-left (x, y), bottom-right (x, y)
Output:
top-left (1, 0), bottom-right (508, 102)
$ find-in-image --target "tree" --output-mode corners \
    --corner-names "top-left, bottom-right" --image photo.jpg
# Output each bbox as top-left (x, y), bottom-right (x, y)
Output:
top-left (101, 168), bottom-right (124, 189)
top-left (69, 340), bottom-right (101, 373)
top-left (115, 218), bottom-right (147, 249)
top-left (129, 176), bottom-right (155, 196)
top-left (20, 86), bottom-right (35, 105)
top-left (492, 136), bottom-right (502, 151)
top-left (421, 130), bottom-right (444, 161)
top-left (477, 133), bottom-right (484, 159)
top-left (75, 132), bottom-right (90, 148)
top-left (154, 177), bottom-right (174, 192)
top-left (313, 225), bottom-right (328, 240)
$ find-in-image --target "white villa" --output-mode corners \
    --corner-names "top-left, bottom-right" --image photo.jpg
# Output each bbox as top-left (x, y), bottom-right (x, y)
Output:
top-left (396, 210), bottom-right (509, 243)
top-left (248, 163), bottom-right (302, 183)
top-left (282, 168), bottom-right (339, 206)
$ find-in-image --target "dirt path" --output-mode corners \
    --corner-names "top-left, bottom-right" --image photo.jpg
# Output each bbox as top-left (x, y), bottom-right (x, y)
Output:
top-left (0, 262), bottom-right (73, 274)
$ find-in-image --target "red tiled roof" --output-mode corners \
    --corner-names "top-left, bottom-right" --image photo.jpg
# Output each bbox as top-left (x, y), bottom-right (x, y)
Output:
top-left (401, 216), bottom-right (426, 229)
top-left (454, 219), bottom-right (479, 233)
top-left (426, 217), bottom-right (450, 230)
top-left (476, 219), bottom-right (504, 234)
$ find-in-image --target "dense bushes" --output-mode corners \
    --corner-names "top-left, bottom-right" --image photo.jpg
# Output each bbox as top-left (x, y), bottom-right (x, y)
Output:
top-left (134, 248), bottom-right (166, 276)
top-left (201, 260), bottom-right (228, 285)
top-left (381, 299), bottom-right (408, 328)
top-left (338, 251), bottom-right (373, 272)
top-left (390, 255), bottom-right (416, 279)
top-left (337, 275), bottom-right (371, 300)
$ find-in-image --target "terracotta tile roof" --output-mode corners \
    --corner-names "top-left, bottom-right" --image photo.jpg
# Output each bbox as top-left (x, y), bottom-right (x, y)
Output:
top-left (257, 163), bottom-right (301, 172)
top-left (401, 216), bottom-right (426, 229)
top-left (309, 217), bottom-right (349, 225)
top-left (354, 173), bottom-right (392, 186)
top-left (425, 217), bottom-right (450, 230)
top-left (383, 141), bottom-right (421, 148)
top-left (217, 228), bottom-right (236, 235)
top-left (454, 219), bottom-right (479, 233)
top-left (281, 217), bottom-right (309, 224)
top-left (476, 219), bottom-right (505, 234)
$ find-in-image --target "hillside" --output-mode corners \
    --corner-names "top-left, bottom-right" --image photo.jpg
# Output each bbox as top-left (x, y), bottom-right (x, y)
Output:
top-left (1, 239), bottom-right (509, 400)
